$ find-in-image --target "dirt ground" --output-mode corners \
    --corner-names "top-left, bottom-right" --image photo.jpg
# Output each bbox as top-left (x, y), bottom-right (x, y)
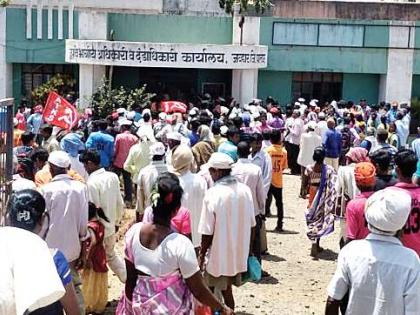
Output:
top-left (104, 173), bottom-right (341, 315)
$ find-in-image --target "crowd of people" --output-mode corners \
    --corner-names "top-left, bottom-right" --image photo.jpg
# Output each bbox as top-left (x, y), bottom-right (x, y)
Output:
top-left (3, 95), bottom-right (420, 314)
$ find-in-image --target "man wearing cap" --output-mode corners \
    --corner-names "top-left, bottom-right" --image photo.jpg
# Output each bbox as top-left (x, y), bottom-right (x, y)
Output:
top-left (86, 120), bottom-right (114, 169)
top-left (39, 150), bottom-right (89, 313)
top-left (323, 118), bottom-right (342, 171)
top-left (113, 120), bottom-right (138, 207)
top-left (298, 121), bottom-right (322, 198)
top-left (345, 162), bottom-right (376, 242)
top-left (80, 149), bottom-right (126, 283)
top-left (136, 142), bottom-right (168, 222)
top-left (326, 189), bottom-right (420, 315)
top-left (394, 149), bottom-right (420, 256)
top-left (199, 152), bottom-right (256, 311)
top-left (317, 112), bottom-right (328, 140)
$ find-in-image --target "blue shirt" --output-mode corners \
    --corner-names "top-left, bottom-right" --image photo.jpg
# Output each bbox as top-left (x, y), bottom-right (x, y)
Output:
top-left (27, 113), bottom-right (43, 134)
top-left (323, 128), bottom-right (342, 158)
top-left (189, 132), bottom-right (200, 147)
top-left (218, 140), bottom-right (238, 162)
top-left (86, 131), bottom-right (115, 168)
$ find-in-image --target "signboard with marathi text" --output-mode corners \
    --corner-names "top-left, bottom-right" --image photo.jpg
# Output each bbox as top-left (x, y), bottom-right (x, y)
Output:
top-left (65, 40), bottom-right (268, 69)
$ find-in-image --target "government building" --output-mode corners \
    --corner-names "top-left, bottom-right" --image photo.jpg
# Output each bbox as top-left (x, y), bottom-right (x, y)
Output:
top-left (1, 0), bottom-right (420, 107)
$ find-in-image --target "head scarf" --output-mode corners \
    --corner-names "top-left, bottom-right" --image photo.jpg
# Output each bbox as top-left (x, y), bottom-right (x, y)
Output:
top-left (198, 125), bottom-right (212, 142)
top-left (171, 144), bottom-right (193, 176)
top-left (60, 133), bottom-right (85, 157)
top-left (354, 162), bottom-right (376, 187)
top-left (346, 147), bottom-right (369, 163)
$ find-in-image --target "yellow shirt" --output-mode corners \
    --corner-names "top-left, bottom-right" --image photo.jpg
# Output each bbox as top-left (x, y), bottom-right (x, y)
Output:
top-left (266, 144), bottom-right (288, 188)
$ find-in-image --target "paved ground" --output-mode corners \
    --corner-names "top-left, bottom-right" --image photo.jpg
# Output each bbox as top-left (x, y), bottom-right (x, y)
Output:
top-left (104, 173), bottom-right (341, 315)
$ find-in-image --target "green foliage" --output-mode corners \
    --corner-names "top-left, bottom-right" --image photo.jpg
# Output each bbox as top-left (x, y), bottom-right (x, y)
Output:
top-left (0, 0), bottom-right (11, 7)
top-left (31, 74), bottom-right (76, 105)
top-left (219, 0), bottom-right (272, 14)
top-left (90, 77), bottom-right (155, 119)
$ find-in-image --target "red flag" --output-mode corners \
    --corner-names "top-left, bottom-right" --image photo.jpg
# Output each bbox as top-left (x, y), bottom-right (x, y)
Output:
top-left (161, 101), bottom-right (187, 114)
top-left (43, 92), bottom-right (79, 130)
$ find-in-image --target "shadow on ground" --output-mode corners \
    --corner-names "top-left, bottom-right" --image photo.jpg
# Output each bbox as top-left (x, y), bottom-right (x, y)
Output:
top-left (316, 249), bottom-right (338, 262)
top-left (263, 254), bottom-right (286, 262)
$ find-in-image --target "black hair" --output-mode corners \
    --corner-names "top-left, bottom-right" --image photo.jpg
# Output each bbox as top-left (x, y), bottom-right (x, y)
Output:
top-left (237, 141), bottom-right (250, 158)
top-left (343, 116), bottom-right (351, 125)
top-left (143, 113), bottom-right (151, 122)
top-left (18, 158), bottom-right (35, 180)
top-left (7, 189), bottom-right (46, 231)
top-left (40, 124), bottom-right (53, 135)
top-left (370, 149), bottom-right (392, 172)
top-left (232, 116), bottom-right (243, 129)
top-left (270, 129), bottom-right (281, 144)
top-left (152, 172), bottom-right (183, 224)
top-left (395, 149), bottom-right (417, 178)
top-left (377, 131), bottom-right (388, 143)
top-left (313, 146), bottom-right (326, 164)
top-left (21, 132), bottom-right (35, 146)
top-left (262, 129), bottom-right (271, 141)
top-left (88, 202), bottom-right (110, 222)
top-left (227, 126), bottom-right (240, 138)
top-left (30, 147), bottom-right (49, 163)
top-left (79, 149), bottom-right (101, 166)
top-left (211, 123), bottom-right (221, 135)
top-left (251, 132), bottom-right (263, 142)
top-left (97, 120), bottom-right (108, 130)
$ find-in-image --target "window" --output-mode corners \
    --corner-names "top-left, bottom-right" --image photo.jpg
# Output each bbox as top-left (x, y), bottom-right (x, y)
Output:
top-left (21, 64), bottom-right (75, 101)
top-left (318, 24), bottom-right (364, 47)
top-left (292, 72), bottom-right (342, 103)
top-left (273, 23), bottom-right (318, 46)
top-left (202, 83), bottom-right (225, 99)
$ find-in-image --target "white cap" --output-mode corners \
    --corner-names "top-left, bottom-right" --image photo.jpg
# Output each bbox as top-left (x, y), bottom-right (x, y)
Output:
top-left (189, 108), bottom-right (198, 116)
top-left (116, 108), bottom-right (126, 115)
top-left (142, 108), bottom-right (151, 116)
top-left (206, 152), bottom-right (234, 170)
top-left (166, 132), bottom-right (182, 142)
top-left (220, 106), bottom-right (229, 115)
top-left (298, 98), bottom-right (306, 103)
top-left (48, 151), bottom-right (71, 168)
top-left (318, 112), bottom-right (326, 119)
top-left (294, 101), bottom-right (301, 106)
top-left (159, 112), bottom-right (167, 120)
top-left (126, 111), bottom-right (136, 120)
top-left (220, 125), bottom-right (228, 136)
top-left (309, 99), bottom-right (318, 107)
top-left (150, 142), bottom-right (166, 156)
top-left (307, 121), bottom-right (317, 131)
top-left (365, 189), bottom-right (412, 235)
top-left (120, 119), bottom-right (132, 126)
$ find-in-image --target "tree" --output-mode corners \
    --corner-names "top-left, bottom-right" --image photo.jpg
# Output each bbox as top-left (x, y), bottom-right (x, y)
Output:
top-left (90, 77), bottom-right (155, 119)
top-left (219, 0), bottom-right (272, 14)
top-left (31, 74), bottom-right (76, 105)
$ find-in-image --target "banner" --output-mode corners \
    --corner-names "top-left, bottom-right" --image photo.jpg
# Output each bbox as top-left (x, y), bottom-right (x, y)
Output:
top-left (65, 40), bottom-right (268, 69)
top-left (43, 92), bottom-right (79, 130)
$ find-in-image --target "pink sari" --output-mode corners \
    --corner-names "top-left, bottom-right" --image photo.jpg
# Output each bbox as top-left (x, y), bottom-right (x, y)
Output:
top-left (116, 223), bottom-right (193, 315)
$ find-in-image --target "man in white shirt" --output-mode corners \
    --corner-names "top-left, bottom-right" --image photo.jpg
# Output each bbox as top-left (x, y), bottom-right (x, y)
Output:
top-left (297, 122), bottom-right (322, 198)
top-left (232, 142), bottom-right (265, 263)
top-left (39, 151), bottom-right (88, 312)
top-left (326, 189), bottom-right (420, 315)
top-left (136, 142), bottom-right (168, 221)
top-left (199, 152), bottom-right (256, 311)
top-left (80, 149), bottom-right (126, 283)
top-left (317, 112), bottom-right (328, 140)
top-left (171, 144), bottom-right (207, 249)
top-left (249, 133), bottom-right (272, 198)
top-left (0, 227), bottom-right (65, 315)
top-left (287, 110), bottom-right (304, 175)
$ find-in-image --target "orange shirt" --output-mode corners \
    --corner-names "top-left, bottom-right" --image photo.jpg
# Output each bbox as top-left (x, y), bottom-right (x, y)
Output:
top-left (266, 144), bottom-right (288, 188)
top-left (35, 164), bottom-right (85, 187)
top-left (14, 129), bottom-right (24, 147)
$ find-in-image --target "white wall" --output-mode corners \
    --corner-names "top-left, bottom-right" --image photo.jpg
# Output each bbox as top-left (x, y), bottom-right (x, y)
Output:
top-left (0, 8), bottom-right (12, 100)
top-left (231, 16), bottom-right (260, 105)
top-left (78, 11), bottom-right (107, 108)
top-left (379, 21), bottom-right (415, 103)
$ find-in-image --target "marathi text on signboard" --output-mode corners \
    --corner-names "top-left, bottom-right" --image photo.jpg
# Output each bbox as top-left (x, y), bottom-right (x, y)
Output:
top-left (65, 40), bottom-right (268, 69)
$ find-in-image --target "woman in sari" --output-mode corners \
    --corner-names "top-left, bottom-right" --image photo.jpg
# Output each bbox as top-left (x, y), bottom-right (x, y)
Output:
top-left (117, 173), bottom-right (232, 315)
top-left (192, 125), bottom-right (216, 169)
top-left (305, 147), bottom-right (338, 259)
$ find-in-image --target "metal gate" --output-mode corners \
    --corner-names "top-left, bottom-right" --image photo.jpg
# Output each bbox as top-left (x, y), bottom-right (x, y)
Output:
top-left (0, 98), bottom-right (14, 225)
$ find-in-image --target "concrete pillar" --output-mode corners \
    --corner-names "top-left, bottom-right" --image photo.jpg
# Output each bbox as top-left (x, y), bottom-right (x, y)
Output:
top-left (231, 16), bottom-right (260, 106)
top-left (0, 8), bottom-right (12, 100)
top-left (379, 21), bottom-right (415, 104)
top-left (78, 11), bottom-right (107, 108)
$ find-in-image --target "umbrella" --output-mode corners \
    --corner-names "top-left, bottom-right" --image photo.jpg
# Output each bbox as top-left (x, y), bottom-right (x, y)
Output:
top-left (161, 101), bottom-right (187, 114)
